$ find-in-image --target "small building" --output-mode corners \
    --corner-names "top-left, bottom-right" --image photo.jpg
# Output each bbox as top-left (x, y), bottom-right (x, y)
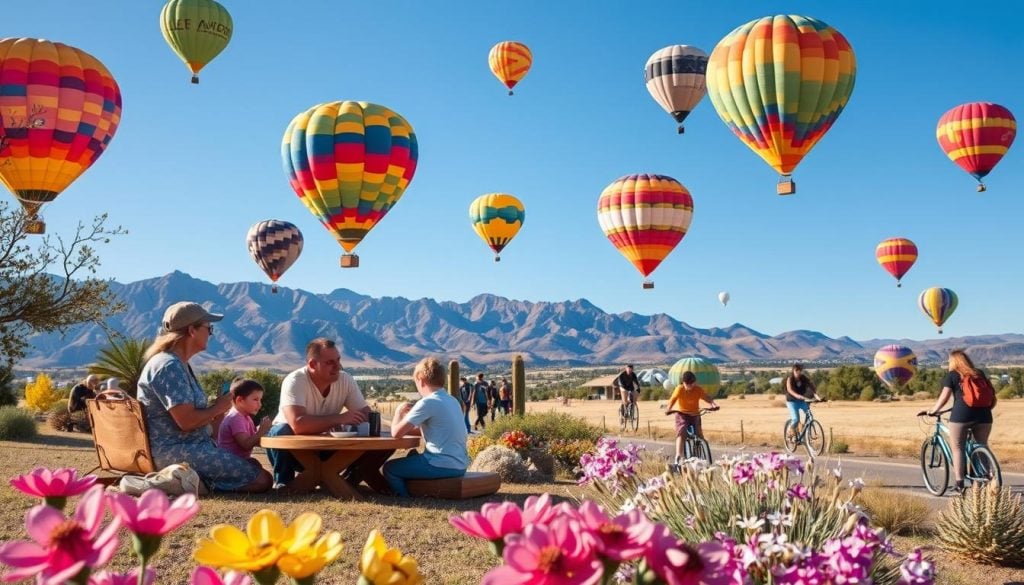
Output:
top-left (581, 374), bottom-right (621, 400)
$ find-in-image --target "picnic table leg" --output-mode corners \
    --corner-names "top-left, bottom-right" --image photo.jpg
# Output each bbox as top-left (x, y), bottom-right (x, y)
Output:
top-left (349, 450), bottom-right (395, 494)
top-left (319, 451), bottom-right (363, 500)
top-left (287, 450), bottom-right (324, 494)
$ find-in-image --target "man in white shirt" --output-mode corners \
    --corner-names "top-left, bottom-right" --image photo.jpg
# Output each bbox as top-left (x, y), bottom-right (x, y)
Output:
top-left (266, 338), bottom-right (370, 486)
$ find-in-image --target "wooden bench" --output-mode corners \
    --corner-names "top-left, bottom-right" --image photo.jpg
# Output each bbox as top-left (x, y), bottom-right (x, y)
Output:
top-left (407, 471), bottom-right (501, 499)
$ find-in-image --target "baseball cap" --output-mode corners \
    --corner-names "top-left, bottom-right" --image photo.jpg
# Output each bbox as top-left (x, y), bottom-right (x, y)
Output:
top-left (162, 301), bottom-right (223, 332)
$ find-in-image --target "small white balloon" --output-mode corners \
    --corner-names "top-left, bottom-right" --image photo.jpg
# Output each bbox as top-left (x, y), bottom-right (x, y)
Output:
top-left (718, 291), bottom-right (730, 306)
top-left (663, 379), bottom-right (674, 391)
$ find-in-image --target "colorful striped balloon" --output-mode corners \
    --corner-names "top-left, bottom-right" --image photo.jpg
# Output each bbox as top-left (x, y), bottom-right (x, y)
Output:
top-left (936, 102), bottom-right (1016, 192)
top-left (246, 220), bottom-right (303, 293)
top-left (469, 193), bottom-right (525, 262)
top-left (875, 237), bottom-right (918, 287)
top-left (597, 174), bottom-right (693, 289)
top-left (918, 287), bottom-right (958, 334)
top-left (281, 101), bottom-right (418, 268)
top-left (0, 37), bottom-right (122, 233)
top-left (159, 0), bottom-right (233, 84)
top-left (644, 45), bottom-right (708, 134)
top-left (873, 345), bottom-right (918, 390)
top-left (706, 15), bottom-right (856, 194)
top-left (668, 357), bottom-right (721, 395)
top-left (488, 41), bottom-right (532, 95)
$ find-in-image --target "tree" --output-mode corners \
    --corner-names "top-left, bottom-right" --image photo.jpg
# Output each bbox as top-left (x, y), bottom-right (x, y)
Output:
top-left (88, 335), bottom-right (152, 397)
top-left (0, 202), bottom-right (126, 365)
top-left (24, 372), bottom-right (60, 413)
top-left (0, 364), bottom-right (15, 406)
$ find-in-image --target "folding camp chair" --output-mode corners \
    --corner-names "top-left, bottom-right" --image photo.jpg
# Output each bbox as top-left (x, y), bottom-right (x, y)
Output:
top-left (85, 390), bottom-right (155, 483)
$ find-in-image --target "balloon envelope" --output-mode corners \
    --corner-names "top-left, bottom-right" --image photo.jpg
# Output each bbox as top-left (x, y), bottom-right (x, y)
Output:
top-left (644, 45), bottom-right (707, 132)
top-left (246, 220), bottom-right (303, 285)
top-left (718, 291), bottom-right (730, 306)
top-left (597, 174), bottom-right (693, 283)
top-left (668, 357), bottom-right (721, 394)
top-left (469, 193), bottom-right (525, 260)
top-left (918, 287), bottom-right (958, 333)
top-left (873, 345), bottom-right (917, 390)
top-left (281, 101), bottom-right (418, 264)
top-left (875, 238), bottom-right (918, 287)
top-left (936, 102), bottom-right (1016, 190)
top-left (0, 38), bottom-right (122, 218)
top-left (159, 0), bottom-right (233, 83)
top-left (488, 41), bottom-right (532, 94)
top-left (706, 15), bottom-right (856, 182)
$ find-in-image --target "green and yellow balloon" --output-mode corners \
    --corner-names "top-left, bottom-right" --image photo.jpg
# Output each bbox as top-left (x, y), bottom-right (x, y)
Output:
top-left (469, 193), bottom-right (525, 262)
top-left (159, 0), bottom-right (233, 83)
top-left (668, 357), bottom-right (721, 394)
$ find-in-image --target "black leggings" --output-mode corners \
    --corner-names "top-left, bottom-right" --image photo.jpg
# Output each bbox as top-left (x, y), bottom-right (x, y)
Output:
top-left (474, 405), bottom-right (488, 429)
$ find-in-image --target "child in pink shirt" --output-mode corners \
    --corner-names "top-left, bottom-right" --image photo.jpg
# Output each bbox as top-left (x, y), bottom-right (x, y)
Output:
top-left (217, 378), bottom-right (272, 464)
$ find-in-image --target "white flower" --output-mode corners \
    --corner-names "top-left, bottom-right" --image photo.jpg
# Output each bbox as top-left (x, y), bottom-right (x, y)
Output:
top-left (848, 477), bottom-right (865, 490)
top-left (766, 511), bottom-right (793, 527)
top-left (735, 515), bottom-right (766, 532)
top-left (831, 459), bottom-right (843, 479)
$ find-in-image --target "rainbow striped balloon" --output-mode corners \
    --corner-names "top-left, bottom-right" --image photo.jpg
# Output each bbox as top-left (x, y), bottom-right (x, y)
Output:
top-left (246, 220), bottom-right (303, 293)
top-left (597, 174), bottom-right (693, 288)
top-left (0, 38), bottom-right (122, 231)
top-left (488, 41), bottom-right (532, 95)
top-left (469, 193), bottom-right (525, 262)
top-left (873, 345), bottom-right (918, 390)
top-left (668, 357), bottom-right (721, 395)
top-left (875, 237), bottom-right (918, 287)
top-left (918, 287), bottom-right (958, 334)
top-left (936, 102), bottom-right (1016, 192)
top-left (706, 15), bottom-right (856, 193)
top-left (281, 101), bottom-right (418, 267)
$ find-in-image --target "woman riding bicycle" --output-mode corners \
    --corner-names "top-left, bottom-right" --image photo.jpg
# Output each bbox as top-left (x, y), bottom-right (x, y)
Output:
top-left (666, 371), bottom-right (720, 465)
top-left (616, 364), bottom-right (640, 416)
top-left (923, 349), bottom-right (996, 494)
top-left (785, 364), bottom-right (823, 440)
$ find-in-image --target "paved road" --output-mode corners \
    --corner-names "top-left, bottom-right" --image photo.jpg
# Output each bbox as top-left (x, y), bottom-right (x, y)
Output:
top-left (618, 435), bottom-right (1024, 510)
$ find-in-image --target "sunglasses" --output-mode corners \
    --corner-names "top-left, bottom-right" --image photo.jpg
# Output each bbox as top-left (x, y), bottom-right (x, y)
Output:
top-left (195, 323), bottom-right (214, 333)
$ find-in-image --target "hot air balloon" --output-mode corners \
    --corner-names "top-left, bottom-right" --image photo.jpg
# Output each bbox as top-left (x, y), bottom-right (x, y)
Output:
top-left (597, 174), bottom-right (693, 289)
top-left (644, 45), bottom-right (708, 134)
top-left (281, 101), bottom-right (418, 268)
top-left (663, 379), bottom-right (675, 392)
top-left (488, 41), bottom-right (532, 95)
top-left (873, 345), bottom-right (918, 390)
top-left (668, 357), bottom-right (721, 394)
top-left (246, 220), bottom-right (303, 293)
top-left (159, 0), bottom-right (233, 84)
top-left (706, 15), bottom-right (856, 195)
top-left (918, 287), bottom-right (957, 334)
top-left (469, 193), bottom-right (524, 262)
top-left (875, 237), bottom-right (918, 287)
top-left (936, 102), bottom-right (1016, 192)
top-left (0, 38), bottom-right (122, 234)
top-left (718, 291), bottom-right (730, 306)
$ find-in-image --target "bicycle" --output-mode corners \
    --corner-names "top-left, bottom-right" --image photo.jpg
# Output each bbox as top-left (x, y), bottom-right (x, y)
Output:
top-left (918, 408), bottom-right (1001, 496)
top-left (619, 395), bottom-right (639, 432)
top-left (668, 407), bottom-right (716, 464)
top-left (783, 399), bottom-right (827, 457)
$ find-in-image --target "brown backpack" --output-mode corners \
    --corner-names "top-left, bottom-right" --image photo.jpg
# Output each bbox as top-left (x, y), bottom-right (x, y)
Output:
top-left (960, 372), bottom-right (995, 408)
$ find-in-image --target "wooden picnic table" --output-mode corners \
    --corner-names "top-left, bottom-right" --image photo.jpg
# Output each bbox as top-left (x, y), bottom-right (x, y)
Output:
top-left (261, 435), bottom-right (420, 499)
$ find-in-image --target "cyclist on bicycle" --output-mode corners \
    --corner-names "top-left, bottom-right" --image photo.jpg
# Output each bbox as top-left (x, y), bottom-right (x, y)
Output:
top-left (616, 364), bottom-right (640, 416)
top-left (666, 371), bottom-right (719, 465)
top-left (785, 364), bottom-right (823, 440)
top-left (921, 349), bottom-right (996, 494)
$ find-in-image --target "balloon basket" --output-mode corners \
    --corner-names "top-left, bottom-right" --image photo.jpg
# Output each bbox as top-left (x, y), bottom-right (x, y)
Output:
top-left (24, 218), bottom-right (45, 235)
top-left (191, 75), bottom-right (199, 84)
top-left (494, 255), bottom-right (501, 262)
top-left (777, 176), bottom-right (796, 196)
top-left (508, 90), bottom-right (514, 96)
top-left (642, 280), bottom-right (654, 290)
top-left (272, 285), bottom-right (278, 294)
top-left (897, 282), bottom-right (902, 288)
top-left (340, 254), bottom-right (360, 268)
top-left (677, 125), bottom-right (685, 135)
top-left (977, 183), bottom-right (986, 193)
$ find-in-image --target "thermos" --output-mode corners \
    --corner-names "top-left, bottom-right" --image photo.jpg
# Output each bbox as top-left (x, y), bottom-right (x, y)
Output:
top-left (368, 411), bottom-right (381, 437)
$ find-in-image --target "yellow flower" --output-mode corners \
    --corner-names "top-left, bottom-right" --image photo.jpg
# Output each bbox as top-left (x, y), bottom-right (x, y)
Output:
top-left (194, 509), bottom-right (326, 573)
top-left (359, 529), bottom-right (423, 585)
top-left (278, 531), bottom-right (344, 579)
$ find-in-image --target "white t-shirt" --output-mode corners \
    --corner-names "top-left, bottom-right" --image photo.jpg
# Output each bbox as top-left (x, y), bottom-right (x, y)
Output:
top-left (405, 389), bottom-right (469, 470)
top-left (272, 367), bottom-right (368, 425)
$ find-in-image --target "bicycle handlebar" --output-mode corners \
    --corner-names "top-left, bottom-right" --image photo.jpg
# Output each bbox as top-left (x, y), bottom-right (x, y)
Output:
top-left (665, 407), bottom-right (720, 416)
top-left (917, 408), bottom-right (952, 418)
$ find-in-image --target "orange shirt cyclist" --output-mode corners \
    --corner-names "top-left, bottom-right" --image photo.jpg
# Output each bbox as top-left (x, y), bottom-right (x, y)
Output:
top-left (665, 371), bottom-right (719, 464)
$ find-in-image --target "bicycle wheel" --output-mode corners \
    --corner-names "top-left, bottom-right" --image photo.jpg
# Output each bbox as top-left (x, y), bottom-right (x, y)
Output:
top-left (694, 438), bottom-right (712, 464)
top-left (968, 445), bottom-right (1002, 488)
top-left (804, 420), bottom-right (825, 457)
top-left (619, 405), bottom-right (627, 432)
top-left (783, 420), bottom-right (798, 453)
top-left (629, 402), bottom-right (640, 432)
top-left (920, 437), bottom-right (949, 496)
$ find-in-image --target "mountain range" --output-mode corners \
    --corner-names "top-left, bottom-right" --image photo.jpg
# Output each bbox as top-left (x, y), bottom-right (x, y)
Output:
top-left (19, 271), bottom-right (1024, 370)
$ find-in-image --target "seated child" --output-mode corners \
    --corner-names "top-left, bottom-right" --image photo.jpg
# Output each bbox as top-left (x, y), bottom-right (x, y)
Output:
top-left (216, 378), bottom-right (272, 466)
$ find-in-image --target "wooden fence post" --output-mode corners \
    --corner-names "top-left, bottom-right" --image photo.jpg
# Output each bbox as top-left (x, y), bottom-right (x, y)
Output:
top-left (740, 420), bottom-right (745, 444)
top-left (602, 416), bottom-right (606, 433)
top-left (829, 427), bottom-right (834, 451)
top-left (648, 420), bottom-right (652, 439)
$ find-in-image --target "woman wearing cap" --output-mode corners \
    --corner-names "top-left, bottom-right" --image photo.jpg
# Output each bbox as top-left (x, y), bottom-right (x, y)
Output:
top-left (137, 301), bottom-right (272, 493)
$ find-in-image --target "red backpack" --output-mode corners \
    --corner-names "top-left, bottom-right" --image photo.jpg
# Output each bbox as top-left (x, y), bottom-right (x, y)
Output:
top-left (960, 372), bottom-right (995, 408)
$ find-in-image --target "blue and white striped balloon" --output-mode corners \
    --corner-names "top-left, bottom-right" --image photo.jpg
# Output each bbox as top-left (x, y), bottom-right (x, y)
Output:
top-left (246, 220), bottom-right (303, 293)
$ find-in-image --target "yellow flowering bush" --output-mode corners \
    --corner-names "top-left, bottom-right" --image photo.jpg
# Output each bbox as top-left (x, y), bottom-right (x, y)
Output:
top-left (24, 373), bottom-right (61, 414)
top-left (358, 529), bottom-right (423, 585)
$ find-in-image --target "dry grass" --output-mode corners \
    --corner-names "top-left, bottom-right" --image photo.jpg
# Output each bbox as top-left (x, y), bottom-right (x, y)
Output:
top-left (858, 483), bottom-right (933, 536)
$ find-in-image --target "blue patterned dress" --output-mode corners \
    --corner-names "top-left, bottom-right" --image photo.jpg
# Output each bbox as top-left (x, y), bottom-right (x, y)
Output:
top-left (137, 352), bottom-right (260, 491)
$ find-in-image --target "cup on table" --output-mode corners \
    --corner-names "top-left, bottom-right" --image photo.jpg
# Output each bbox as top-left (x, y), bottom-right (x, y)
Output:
top-left (356, 422), bottom-right (370, 437)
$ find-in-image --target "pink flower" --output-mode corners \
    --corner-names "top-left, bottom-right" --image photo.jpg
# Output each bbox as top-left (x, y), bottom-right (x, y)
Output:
top-left (576, 502), bottom-right (653, 562)
top-left (0, 485), bottom-right (120, 584)
top-left (450, 501), bottom-right (524, 542)
top-left (522, 493), bottom-right (558, 525)
top-left (786, 484), bottom-right (810, 501)
top-left (88, 568), bottom-right (156, 585)
top-left (190, 567), bottom-right (252, 585)
top-left (642, 524), bottom-right (732, 585)
top-left (482, 517), bottom-right (602, 585)
top-left (10, 468), bottom-right (97, 509)
top-left (108, 490), bottom-right (199, 537)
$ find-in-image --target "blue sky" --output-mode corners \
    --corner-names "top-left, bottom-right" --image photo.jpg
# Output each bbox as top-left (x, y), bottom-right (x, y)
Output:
top-left (6, 1), bottom-right (1023, 341)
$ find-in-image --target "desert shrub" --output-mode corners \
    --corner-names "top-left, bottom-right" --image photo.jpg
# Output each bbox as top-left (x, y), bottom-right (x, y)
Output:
top-left (997, 387), bottom-right (1017, 400)
top-left (860, 387), bottom-right (876, 402)
top-left (24, 373), bottom-right (61, 414)
top-left (48, 409), bottom-right (74, 432)
top-left (859, 485), bottom-right (931, 535)
top-left (937, 482), bottom-right (1024, 566)
top-left (48, 400), bottom-right (68, 414)
top-left (497, 429), bottom-right (533, 456)
top-left (469, 445), bottom-right (538, 483)
top-left (467, 435), bottom-right (495, 460)
top-left (547, 438), bottom-right (595, 471)
top-left (482, 411), bottom-right (601, 444)
top-left (830, 439), bottom-right (850, 454)
top-left (0, 407), bottom-right (37, 440)
top-left (912, 391), bottom-right (932, 401)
